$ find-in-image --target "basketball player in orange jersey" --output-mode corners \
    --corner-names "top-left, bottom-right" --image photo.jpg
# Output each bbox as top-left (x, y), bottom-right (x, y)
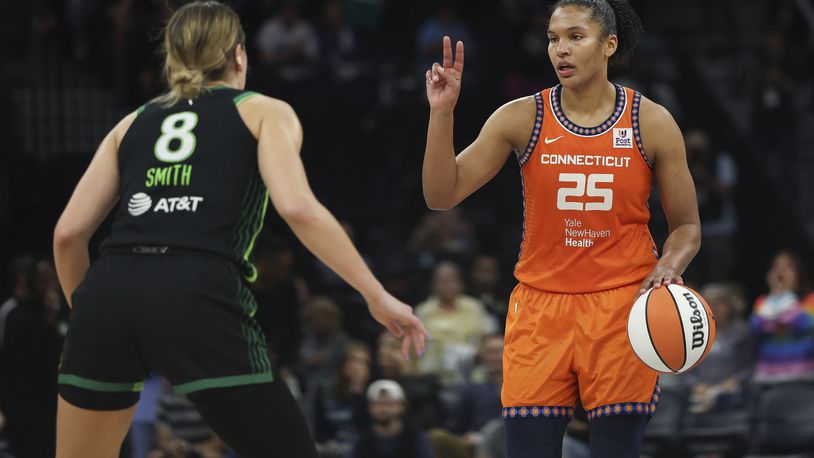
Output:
top-left (422, 1), bottom-right (700, 456)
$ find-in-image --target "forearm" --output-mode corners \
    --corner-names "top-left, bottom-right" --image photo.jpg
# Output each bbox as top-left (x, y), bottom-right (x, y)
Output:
top-left (422, 109), bottom-right (458, 209)
top-left (53, 236), bottom-right (91, 308)
top-left (658, 223), bottom-right (701, 275)
top-left (284, 203), bottom-right (385, 302)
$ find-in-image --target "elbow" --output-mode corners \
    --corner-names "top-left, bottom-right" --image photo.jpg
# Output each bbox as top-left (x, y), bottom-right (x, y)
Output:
top-left (53, 221), bottom-right (88, 251)
top-left (423, 192), bottom-right (456, 211)
top-left (425, 200), bottom-right (454, 211)
top-left (277, 199), bottom-right (320, 225)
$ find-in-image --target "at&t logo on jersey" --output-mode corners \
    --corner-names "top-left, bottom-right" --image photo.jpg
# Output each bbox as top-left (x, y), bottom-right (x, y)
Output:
top-left (127, 192), bottom-right (204, 216)
top-left (613, 128), bottom-right (633, 149)
top-left (128, 193), bottom-right (152, 216)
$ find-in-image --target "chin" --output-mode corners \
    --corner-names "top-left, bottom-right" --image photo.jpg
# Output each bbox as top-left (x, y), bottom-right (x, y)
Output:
top-left (557, 76), bottom-right (580, 89)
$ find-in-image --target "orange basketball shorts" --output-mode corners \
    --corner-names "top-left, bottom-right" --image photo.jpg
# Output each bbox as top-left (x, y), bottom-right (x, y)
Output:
top-left (502, 282), bottom-right (659, 421)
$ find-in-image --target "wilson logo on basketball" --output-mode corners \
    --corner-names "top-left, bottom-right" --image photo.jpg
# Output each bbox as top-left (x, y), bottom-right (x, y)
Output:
top-left (627, 284), bottom-right (716, 374)
top-left (683, 292), bottom-right (706, 350)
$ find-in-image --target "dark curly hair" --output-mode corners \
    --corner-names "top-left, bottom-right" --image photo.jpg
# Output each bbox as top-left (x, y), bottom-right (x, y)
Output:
top-left (551, 0), bottom-right (643, 67)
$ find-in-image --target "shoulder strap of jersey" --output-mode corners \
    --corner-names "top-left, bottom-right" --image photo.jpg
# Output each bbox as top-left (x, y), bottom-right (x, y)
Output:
top-left (631, 90), bottom-right (654, 169)
top-left (233, 91), bottom-right (260, 106)
top-left (516, 91), bottom-right (545, 167)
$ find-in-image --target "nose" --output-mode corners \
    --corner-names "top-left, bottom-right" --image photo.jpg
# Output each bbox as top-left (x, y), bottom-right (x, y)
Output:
top-left (556, 41), bottom-right (570, 57)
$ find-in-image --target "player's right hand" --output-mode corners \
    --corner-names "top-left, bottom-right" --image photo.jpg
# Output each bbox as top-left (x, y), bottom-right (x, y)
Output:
top-left (366, 292), bottom-right (430, 360)
top-left (426, 36), bottom-right (464, 113)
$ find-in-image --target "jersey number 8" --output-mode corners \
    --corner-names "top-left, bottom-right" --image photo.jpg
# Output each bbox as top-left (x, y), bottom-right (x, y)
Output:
top-left (557, 173), bottom-right (614, 211)
top-left (154, 112), bottom-right (199, 163)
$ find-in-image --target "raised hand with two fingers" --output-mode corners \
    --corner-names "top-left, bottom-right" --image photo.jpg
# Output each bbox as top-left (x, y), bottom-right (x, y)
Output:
top-left (426, 36), bottom-right (465, 113)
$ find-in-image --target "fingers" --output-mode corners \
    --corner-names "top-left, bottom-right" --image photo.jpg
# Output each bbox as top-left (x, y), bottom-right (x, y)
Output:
top-left (653, 274), bottom-right (666, 288)
top-left (413, 329), bottom-right (425, 359)
top-left (638, 269), bottom-right (684, 297)
top-left (442, 36), bottom-right (453, 68)
top-left (430, 62), bottom-right (447, 83)
top-left (387, 321), bottom-right (404, 338)
top-left (401, 332), bottom-right (412, 361)
top-left (638, 276), bottom-right (653, 297)
top-left (454, 40), bottom-right (464, 74)
top-left (408, 313), bottom-right (431, 340)
top-left (408, 314), bottom-right (429, 356)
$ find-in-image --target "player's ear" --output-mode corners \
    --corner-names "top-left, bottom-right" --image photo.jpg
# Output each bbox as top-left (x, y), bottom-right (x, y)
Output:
top-left (604, 34), bottom-right (618, 60)
top-left (234, 43), bottom-right (245, 69)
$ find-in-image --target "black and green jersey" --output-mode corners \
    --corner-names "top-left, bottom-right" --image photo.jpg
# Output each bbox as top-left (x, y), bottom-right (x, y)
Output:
top-left (103, 87), bottom-right (266, 282)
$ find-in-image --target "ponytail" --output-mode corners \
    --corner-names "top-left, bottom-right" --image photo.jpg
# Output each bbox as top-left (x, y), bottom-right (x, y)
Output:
top-left (156, 1), bottom-right (246, 106)
top-left (604, 0), bottom-right (642, 67)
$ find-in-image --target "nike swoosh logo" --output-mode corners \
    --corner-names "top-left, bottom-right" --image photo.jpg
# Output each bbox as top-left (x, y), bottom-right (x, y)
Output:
top-left (544, 135), bottom-right (564, 144)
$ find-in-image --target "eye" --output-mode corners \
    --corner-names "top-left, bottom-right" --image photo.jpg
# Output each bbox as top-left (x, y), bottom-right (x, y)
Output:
top-left (572, 34), bottom-right (583, 40)
top-left (548, 36), bottom-right (559, 43)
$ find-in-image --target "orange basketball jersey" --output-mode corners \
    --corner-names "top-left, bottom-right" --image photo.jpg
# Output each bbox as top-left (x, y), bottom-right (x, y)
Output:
top-left (514, 84), bottom-right (658, 293)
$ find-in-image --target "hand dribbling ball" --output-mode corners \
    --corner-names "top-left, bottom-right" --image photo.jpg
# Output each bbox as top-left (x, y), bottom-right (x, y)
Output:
top-left (627, 284), bottom-right (716, 373)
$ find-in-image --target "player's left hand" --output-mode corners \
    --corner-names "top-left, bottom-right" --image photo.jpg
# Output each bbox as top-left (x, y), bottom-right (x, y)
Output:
top-left (366, 292), bottom-right (430, 360)
top-left (638, 263), bottom-right (683, 298)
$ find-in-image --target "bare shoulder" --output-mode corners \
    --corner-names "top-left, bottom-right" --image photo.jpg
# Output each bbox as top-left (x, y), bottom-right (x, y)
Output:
top-left (237, 93), bottom-right (300, 138)
top-left (487, 95), bottom-right (539, 151)
top-left (637, 95), bottom-right (683, 164)
top-left (638, 95), bottom-right (677, 132)
top-left (242, 93), bottom-right (295, 114)
top-left (110, 111), bottom-right (139, 148)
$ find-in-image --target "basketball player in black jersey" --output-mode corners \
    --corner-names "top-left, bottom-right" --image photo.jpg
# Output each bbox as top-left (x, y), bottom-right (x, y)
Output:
top-left (52, 2), bottom-right (428, 457)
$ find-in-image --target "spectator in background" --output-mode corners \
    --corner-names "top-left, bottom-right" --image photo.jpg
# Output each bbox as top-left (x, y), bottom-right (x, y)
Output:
top-left (684, 283), bottom-right (752, 414)
top-left (148, 380), bottom-right (226, 458)
top-left (416, 1), bottom-right (475, 83)
top-left (311, 221), bottom-right (379, 343)
top-left (376, 331), bottom-right (445, 430)
top-left (0, 256), bottom-right (64, 458)
top-left (313, 342), bottom-right (372, 458)
top-left (317, 0), bottom-right (367, 84)
top-left (429, 333), bottom-right (505, 458)
top-left (416, 262), bottom-right (495, 387)
top-left (684, 128), bottom-right (739, 283)
top-left (476, 417), bottom-right (505, 458)
top-left (255, 1), bottom-right (320, 84)
top-left (469, 255), bottom-right (508, 327)
top-left (130, 375), bottom-right (163, 458)
top-left (352, 379), bottom-right (434, 458)
top-left (750, 251), bottom-right (814, 384)
top-left (752, 29), bottom-right (798, 197)
top-left (298, 296), bottom-right (351, 428)
top-left (448, 334), bottom-right (504, 439)
top-left (409, 208), bottom-right (478, 271)
top-left (0, 409), bottom-right (10, 458)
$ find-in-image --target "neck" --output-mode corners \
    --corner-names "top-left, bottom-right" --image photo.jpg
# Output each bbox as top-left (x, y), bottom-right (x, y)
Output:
top-left (207, 75), bottom-right (241, 90)
top-left (560, 77), bottom-right (615, 117)
top-left (373, 419), bottom-right (403, 438)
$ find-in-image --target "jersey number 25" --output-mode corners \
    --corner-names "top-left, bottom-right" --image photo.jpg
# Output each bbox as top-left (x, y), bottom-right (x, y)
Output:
top-left (556, 173), bottom-right (613, 211)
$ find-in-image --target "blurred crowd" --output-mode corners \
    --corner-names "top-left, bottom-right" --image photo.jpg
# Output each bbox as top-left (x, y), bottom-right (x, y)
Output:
top-left (3, 235), bottom-right (814, 457)
top-left (2, 0), bottom-right (814, 457)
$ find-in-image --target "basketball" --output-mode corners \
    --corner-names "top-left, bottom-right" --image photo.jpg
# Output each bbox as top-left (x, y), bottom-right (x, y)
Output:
top-left (627, 284), bottom-right (716, 374)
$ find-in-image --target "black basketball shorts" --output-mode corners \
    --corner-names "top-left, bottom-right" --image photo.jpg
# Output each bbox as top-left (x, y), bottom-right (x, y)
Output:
top-left (58, 250), bottom-right (274, 410)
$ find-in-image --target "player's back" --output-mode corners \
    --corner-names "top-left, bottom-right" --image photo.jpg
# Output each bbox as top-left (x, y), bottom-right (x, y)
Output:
top-left (514, 85), bottom-right (658, 293)
top-left (104, 87), bottom-right (265, 281)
